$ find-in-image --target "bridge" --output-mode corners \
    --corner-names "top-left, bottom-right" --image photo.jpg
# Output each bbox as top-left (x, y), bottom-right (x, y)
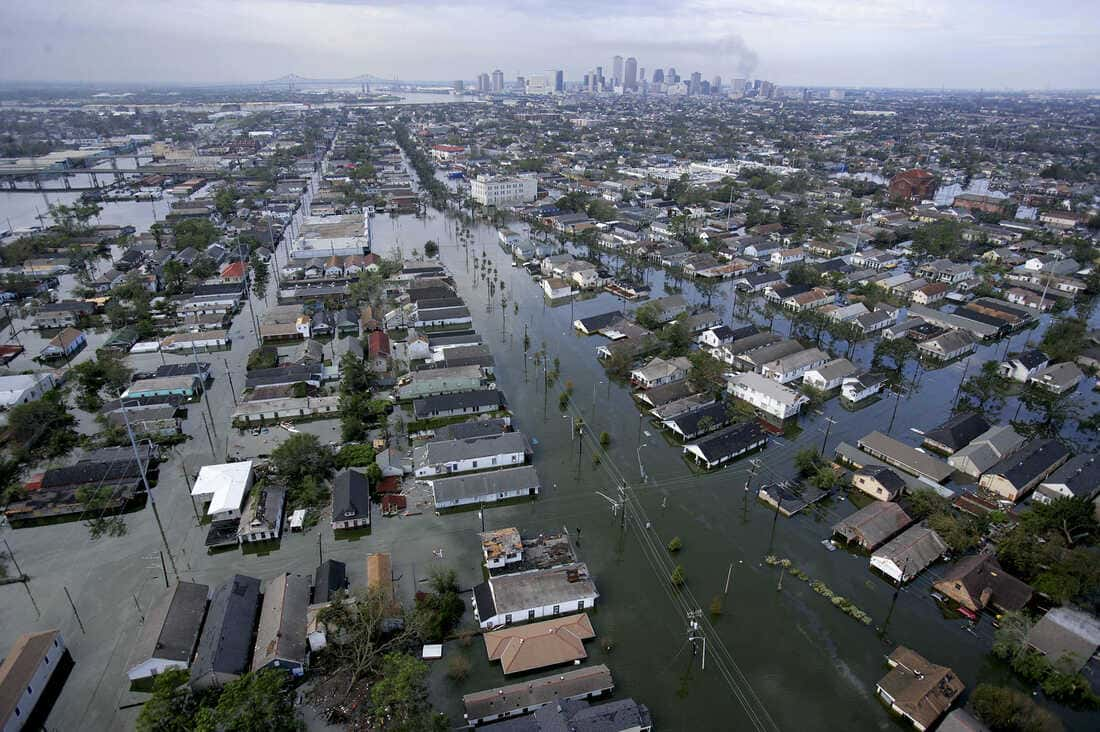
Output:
top-left (259, 73), bottom-right (395, 87)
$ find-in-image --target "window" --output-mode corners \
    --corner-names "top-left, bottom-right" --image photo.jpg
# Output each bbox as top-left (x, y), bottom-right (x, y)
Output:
top-left (578, 600), bottom-right (585, 610)
top-left (528, 610), bottom-right (535, 620)
top-left (504, 614), bottom-right (512, 624)
top-left (27, 686), bottom-right (32, 695)
top-left (552, 604), bottom-right (560, 614)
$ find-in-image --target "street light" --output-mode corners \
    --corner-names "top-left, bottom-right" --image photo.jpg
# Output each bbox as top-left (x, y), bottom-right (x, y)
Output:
top-left (636, 443), bottom-right (648, 482)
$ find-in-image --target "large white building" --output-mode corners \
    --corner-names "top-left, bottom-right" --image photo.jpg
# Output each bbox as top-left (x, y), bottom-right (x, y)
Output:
top-left (471, 175), bottom-right (537, 206)
top-left (728, 371), bottom-right (809, 420)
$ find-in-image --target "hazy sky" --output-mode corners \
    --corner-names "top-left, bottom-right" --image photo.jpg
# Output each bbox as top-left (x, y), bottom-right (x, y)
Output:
top-left (1, 0), bottom-right (1098, 89)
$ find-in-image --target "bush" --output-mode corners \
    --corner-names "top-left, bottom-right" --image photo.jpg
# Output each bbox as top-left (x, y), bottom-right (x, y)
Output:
top-left (670, 565), bottom-right (685, 587)
top-left (446, 655), bottom-right (471, 681)
top-left (970, 683), bottom-right (1063, 732)
top-left (667, 536), bottom-right (683, 553)
top-left (599, 431), bottom-right (610, 447)
top-left (709, 595), bottom-right (723, 617)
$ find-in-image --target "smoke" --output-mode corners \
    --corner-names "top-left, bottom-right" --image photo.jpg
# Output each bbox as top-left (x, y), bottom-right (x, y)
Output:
top-left (627, 33), bottom-right (759, 77)
top-left (718, 34), bottom-right (758, 76)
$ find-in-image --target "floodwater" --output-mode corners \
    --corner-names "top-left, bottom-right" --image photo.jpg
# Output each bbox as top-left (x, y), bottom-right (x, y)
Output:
top-left (379, 204), bottom-right (1099, 731)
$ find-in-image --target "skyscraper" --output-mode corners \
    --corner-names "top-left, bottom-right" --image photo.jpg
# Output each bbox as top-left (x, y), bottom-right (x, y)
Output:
top-left (624, 57), bottom-right (638, 90)
top-left (612, 55), bottom-right (624, 87)
top-left (667, 67), bottom-right (678, 84)
top-left (711, 76), bottom-right (721, 94)
top-left (491, 69), bottom-right (504, 92)
top-left (690, 71), bottom-right (701, 95)
top-left (477, 73), bottom-right (489, 92)
top-left (732, 77), bottom-right (746, 94)
top-left (652, 68), bottom-right (664, 84)
top-left (554, 69), bottom-right (564, 93)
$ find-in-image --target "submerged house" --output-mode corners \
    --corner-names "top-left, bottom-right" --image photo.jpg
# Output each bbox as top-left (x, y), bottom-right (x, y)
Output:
top-left (870, 525), bottom-right (948, 583)
top-left (126, 581), bottom-right (209, 681)
top-left (190, 575), bottom-right (261, 690)
top-left (876, 647), bottom-right (964, 731)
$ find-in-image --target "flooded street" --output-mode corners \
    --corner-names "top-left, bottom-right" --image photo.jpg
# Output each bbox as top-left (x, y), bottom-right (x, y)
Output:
top-left (374, 205), bottom-right (1099, 730)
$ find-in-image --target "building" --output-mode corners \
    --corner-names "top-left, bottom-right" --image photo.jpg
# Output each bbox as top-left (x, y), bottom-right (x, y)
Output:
top-left (1000, 349), bottom-right (1049, 382)
top-left (876, 647), bottom-right (963, 731)
top-left (1035, 454), bottom-right (1100, 504)
top-left (541, 277), bottom-right (573, 300)
top-left (396, 365), bottom-right (484, 400)
top-left (889, 169), bottom-right (937, 202)
top-left (916, 330), bottom-right (977, 362)
top-left (252, 573), bottom-right (310, 675)
top-left (126, 582), bottom-right (209, 681)
top-left (313, 559), bottom-right (347, 605)
top-left (727, 371), bottom-right (810, 420)
top-left (480, 527), bottom-right (524, 570)
top-left (122, 375), bottom-right (201, 400)
top-left (190, 461), bottom-right (254, 521)
top-left (842, 373), bottom-right (887, 403)
top-left (412, 389), bottom-right (502, 421)
top-left (38, 327), bottom-right (85, 359)
top-left (682, 422), bottom-right (767, 470)
top-left (237, 486), bottom-right (285, 544)
top-left (230, 395), bottom-right (340, 426)
top-left (948, 425), bottom-right (1025, 477)
top-left (833, 501), bottom-right (913, 550)
top-left (802, 358), bottom-right (858, 391)
top-left (484, 613), bottom-right (595, 674)
top-left (1029, 362), bottom-right (1083, 394)
top-left (331, 469), bottom-right (371, 530)
top-left (761, 347), bottom-right (830, 384)
top-left (921, 413), bottom-right (991, 455)
top-left (479, 697), bottom-right (652, 732)
top-left (428, 465), bottom-right (540, 509)
top-left (413, 432), bottom-right (527, 479)
top-left (463, 664), bottom-right (614, 725)
top-left (0, 630), bottom-right (66, 731)
top-left (630, 356), bottom-right (691, 389)
top-left (471, 175), bottom-right (537, 206)
top-left (870, 525), bottom-right (948, 582)
top-left (472, 563), bottom-right (598, 629)
top-left (978, 438), bottom-right (1070, 502)
top-left (1026, 607), bottom-right (1100, 672)
top-left (851, 465), bottom-right (908, 501)
top-left (190, 575), bottom-right (261, 690)
top-left (664, 401), bottom-right (732, 441)
top-left (0, 373), bottom-right (56, 410)
top-left (856, 432), bottom-right (955, 483)
top-left (932, 553), bottom-right (1032, 614)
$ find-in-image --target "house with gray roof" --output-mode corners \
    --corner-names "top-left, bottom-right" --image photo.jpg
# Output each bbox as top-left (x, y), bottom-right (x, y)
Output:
top-left (126, 581), bottom-right (209, 681)
top-left (428, 465), bottom-right (539, 509)
top-left (978, 438), bottom-right (1070, 502)
top-left (947, 425), bottom-right (1025, 477)
top-left (252, 573), bottom-right (310, 675)
top-left (191, 575), bottom-right (261, 690)
top-left (472, 563), bottom-right (598, 629)
top-left (1027, 607), bottom-right (1100, 673)
top-left (833, 501), bottom-right (913, 550)
top-left (413, 432), bottom-right (528, 478)
top-left (1036, 455), bottom-right (1100, 504)
top-left (871, 525), bottom-right (948, 583)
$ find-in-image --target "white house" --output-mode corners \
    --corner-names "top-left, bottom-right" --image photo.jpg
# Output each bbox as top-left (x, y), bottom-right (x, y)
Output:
top-left (428, 465), bottom-right (540, 509)
top-left (0, 630), bottom-right (67, 730)
top-left (842, 374), bottom-right (887, 403)
top-left (999, 350), bottom-right (1049, 382)
top-left (480, 527), bottom-right (524, 570)
top-left (472, 563), bottom-right (598, 629)
top-left (541, 277), bottom-right (573, 300)
top-left (0, 373), bottom-right (57, 410)
top-left (471, 174), bottom-right (537, 206)
top-left (803, 358), bottom-right (858, 391)
top-left (728, 371), bottom-right (809, 420)
top-left (630, 356), bottom-right (691, 389)
top-left (413, 432), bottom-right (527, 478)
top-left (770, 247), bottom-right (805, 267)
top-left (761, 348), bottom-right (830, 384)
top-left (870, 526), bottom-right (948, 583)
top-left (191, 461), bottom-right (254, 521)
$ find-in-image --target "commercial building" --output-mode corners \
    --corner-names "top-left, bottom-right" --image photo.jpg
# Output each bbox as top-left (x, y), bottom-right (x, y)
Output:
top-left (471, 175), bottom-right (537, 206)
top-left (290, 214), bottom-right (370, 260)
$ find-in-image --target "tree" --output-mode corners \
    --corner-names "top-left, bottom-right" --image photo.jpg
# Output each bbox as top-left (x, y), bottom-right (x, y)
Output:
top-left (1019, 497), bottom-right (1098, 547)
top-left (1040, 318), bottom-right (1088, 363)
top-left (207, 669), bottom-right (300, 732)
top-left (172, 219), bottom-right (220, 252)
top-left (688, 350), bottom-right (725, 394)
top-left (969, 684), bottom-right (1063, 732)
top-left (599, 431), bottom-right (611, 448)
top-left (634, 301), bottom-right (664, 330)
top-left (670, 565), bottom-right (686, 587)
top-left (959, 360), bottom-right (1011, 412)
top-left (318, 588), bottom-right (414, 699)
top-left (660, 320), bottom-right (692, 357)
top-left (785, 263), bottom-right (822, 288)
top-left (250, 254), bottom-right (270, 300)
top-left (214, 186), bottom-right (240, 219)
top-left (603, 347), bottom-right (633, 380)
top-left (161, 258), bottom-right (187, 293)
top-left (136, 669), bottom-right (199, 732)
top-left (414, 568), bottom-right (465, 641)
top-left (586, 198), bottom-right (617, 222)
top-left (369, 653), bottom-right (436, 729)
top-left (70, 352), bottom-right (132, 410)
top-left (271, 433), bottom-right (335, 487)
top-left (4, 392), bottom-right (77, 458)
top-left (795, 448), bottom-right (822, 476)
top-left (336, 443), bottom-right (376, 469)
top-left (873, 337), bottom-right (916, 376)
top-left (667, 536), bottom-right (683, 553)
top-left (423, 240), bottom-right (439, 258)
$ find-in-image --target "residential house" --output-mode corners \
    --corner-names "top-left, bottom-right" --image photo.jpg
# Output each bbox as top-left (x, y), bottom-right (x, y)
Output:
top-left (1035, 455), bottom-right (1100, 504)
top-left (462, 665), bottom-right (615, 726)
top-left (917, 330), bottom-right (977, 362)
top-left (978, 439), bottom-right (1070, 502)
top-left (802, 358), bottom-right (858, 391)
top-left (842, 373), bottom-right (887, 403)
top-left (782, 287), bottom-right (833, 312)
top-left (396, 365), bottom-right (484, 400)
top-left (999, 349), bottom-right (1049, 382)
top-left (413, 432), bottom-right (527, 478)
top-left (428, 465), bottom-right (540, 509)
top-left (252, 573), bottom-right (310, 675)
top-left (682, 422), bottom-right (767, 470)
top-left (728, 371), bottom-right (810, 420)
top-left (664, 401), bottom-right (732, 441)
top-left (856, 431), bottom-right (955, 483)
top-left (413, 390), bottom-right (502, 421)
top-left (851, 465), bottom-right (908, 502)
top-left (331, 469), bottom-right (371, 530)
top-left (472, 563), bottom-right (598, 629)
top-left (0, 630), bottom-right (67, 731)
top-left (1029, 362), bottom-right (1083, 395)
top-left (630, 356), bottom-right (691, 389)
top-left (932, 553), bottom-right (1032, 614)
top-left (0, 373), bottom-right (57, 410)
top-left (480, 528), bottom-right (524, 570)
top-left (190, 461), bottom-right (254, 522)
top-left (541, 277), bottom-right (573, 300)
top-left (875, 647), bottom-right (963, 731)
top-left (833, 501), bottom-right (913, 550)
top-left (870, 525), bottom-right (948, 583)
top-left (761, 348), bottom-right (829, 384)
top-left (33, 300), bottom-right (94, 329)
top-left (190, 575), bottom-right (262, 690)
top-left (237, 486), bottom-right (285, 544)
top-left (917, 259), bottom-right (973, 285)
top-left (948, 425), bottom-right (1026, 478)
top-left (484, 614), bottom-right (595, 675)
top-left (1026, 607), bottom-right (1100, 673)
top-left (921, 413), bottom-right (991, 455)
top-left (38, 327), bottom-right (86, 359)
top-left (126, 582), bottom-right (209, 681)
top-left (910, 282), bottom-right (948, 306)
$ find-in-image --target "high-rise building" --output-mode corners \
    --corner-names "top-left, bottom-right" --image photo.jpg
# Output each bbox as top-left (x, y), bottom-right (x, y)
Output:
top-left (624, 57), bottom-right (638, 90)
top-left (732, 77), bottom-right (746, 94)
top-left (689, 72), bottom-right (702, 95)
top-left (612, 55), bottom-right (624, 86)
top-left (652, 68), bottom-right (664, 84)
top-left (711, 76), bottom-right (721, 94)
top-left (477, 73), bottom-right (489, 92)
top-left (525, 75), bottom-right (551, 95)
top-left (554, 69), bottom-right (564, 92)
top-left (667, 67), bottom-right (678, 84)
top-left (491, 69), bottom-right (504, 92)
top-left (516, 76), bottom-right (525, 92)
top-left (639, 67), bottom-right (645, 83)
top-left (453, 80), bottom-right (464, 93)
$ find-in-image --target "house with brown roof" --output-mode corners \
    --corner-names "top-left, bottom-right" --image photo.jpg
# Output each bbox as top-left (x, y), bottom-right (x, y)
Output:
top-left (833, 501), bottom-right (913, 550)
top-left (889, 169), bottom-right (937, 203)
top-left (851, 465), bottom-right (907, 501)
top-left (876, 646), bottom-right (963, 731)
top-left (932, 553), bottom-right (1032, 614)
top-left (483, 613), bottom-right (595, 674)
top-left (252, 573), bottom-right (310, 675)
top-left (0, 629), bottom-right (66, 730)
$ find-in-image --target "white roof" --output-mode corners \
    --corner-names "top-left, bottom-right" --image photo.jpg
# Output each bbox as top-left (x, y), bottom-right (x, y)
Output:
top-left (289, 509), bottom-right (306, 528)
top-left (421, 644), bottom-right (444, 659)
top-left (191, 461), bottom-right (253, 515)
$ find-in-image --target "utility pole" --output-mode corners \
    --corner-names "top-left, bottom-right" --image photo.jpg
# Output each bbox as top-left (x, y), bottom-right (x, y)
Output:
top-left (318, 532), bottom-right (324, 565)
top-left (880, 558), bottom-right (909, 638)
top-left (201, 412), bottom-right (216, 458)
top-left (724, 563), bottom-right (733, 595)
top-left (887, 387), bottom-right (904, 434)
top-left (767, 483), bottom-right (783, 555)
top-left (119, 395), bottom-right (179, 582)
top-left (1, 536), bottom-right (24, 579)
top-left (223, 359), bottom-right (238, 406)
top-left (192, 342), bottom-right (216, 436)
top-left (951, 356), bottom-right (972, 411)
top-left (63, 586), bottom-right (85, 634)
top-left (159, 550), bottom-right (169, 588)
top-left (820, 416), bottom-right (836, 455)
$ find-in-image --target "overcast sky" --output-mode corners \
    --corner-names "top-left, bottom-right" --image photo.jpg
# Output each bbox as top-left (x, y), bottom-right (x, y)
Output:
top-left (1, 0), bottom-right (1098, 90)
